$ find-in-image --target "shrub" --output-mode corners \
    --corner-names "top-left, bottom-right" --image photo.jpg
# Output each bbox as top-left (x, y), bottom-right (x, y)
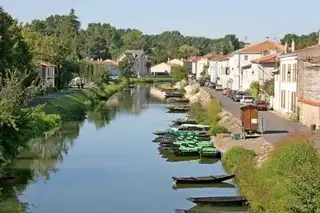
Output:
top-left (209, 124), bottom-right (229, 136)
top-left (226, 133), bottom-right (320, 213)
top-left (222, 147), bottom-right (256, 174)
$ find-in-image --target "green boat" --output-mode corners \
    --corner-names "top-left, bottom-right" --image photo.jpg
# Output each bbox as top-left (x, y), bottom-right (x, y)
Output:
top-left (199, 147), bottom-right (221, 158)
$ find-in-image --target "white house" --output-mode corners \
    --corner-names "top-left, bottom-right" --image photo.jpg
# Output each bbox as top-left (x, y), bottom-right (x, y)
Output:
top-left (150, 62), bottom-right (182, 76)
top-left (216, 55), bottom-right (231, 88)
top-left (39, 60), bottom-right (56, 88)
top-left (241, 54), bottom-right (278, 91)
top-left (273, 51), bottom-right (298, 114)
top-left (228, 40), bottom-right (285, 91)
top-left (102, 59), bottom-right (119, 79)
top-left (117, 50), bottom-right (149, 77)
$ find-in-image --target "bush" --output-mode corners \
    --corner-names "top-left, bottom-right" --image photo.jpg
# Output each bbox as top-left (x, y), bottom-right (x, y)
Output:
top-left (224, 133), bottom-right (320, 213)
top-left (222, 147), bottom-right (256, 174)
top-left (209, 124), bottom-right (229, 136)
top-left (189, 100), bottom-right (222, 135)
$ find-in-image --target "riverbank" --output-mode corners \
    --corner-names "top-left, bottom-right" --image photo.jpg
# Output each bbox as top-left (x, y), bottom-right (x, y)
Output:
top-left (221, 132), bottom-right (320, 212)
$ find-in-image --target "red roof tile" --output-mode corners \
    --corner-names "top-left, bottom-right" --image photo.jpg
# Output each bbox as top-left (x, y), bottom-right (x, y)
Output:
top-left (185, 56), bottom-right (202, 62)
top-left (251, 54), bottom-right (277, 63)
top-left (238, 40), bottom-right (285, 53)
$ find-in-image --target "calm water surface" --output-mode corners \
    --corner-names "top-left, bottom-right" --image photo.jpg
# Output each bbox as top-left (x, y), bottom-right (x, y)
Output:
top-left (1, 85), bottom-right (245, 213)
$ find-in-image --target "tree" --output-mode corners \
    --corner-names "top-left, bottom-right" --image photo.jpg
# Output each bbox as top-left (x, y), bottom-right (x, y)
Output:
top-left (171, 66), bottom-right (188, 83)
top-left (118, 54), bottom-right (135, 80)
top-left (179, 45), bottom-right (200, 58)
top-left (0, 7), bottom-right (33, 78)
top-left (93, 65), bottom-right (108, 89)
top-left (262, 78), bottom-right (274, 97)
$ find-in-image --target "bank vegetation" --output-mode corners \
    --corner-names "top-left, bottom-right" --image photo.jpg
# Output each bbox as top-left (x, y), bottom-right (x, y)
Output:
top-left (222, 133), bottom-right (320, 213)
top-left (189, 100), bottom-right (229, 136)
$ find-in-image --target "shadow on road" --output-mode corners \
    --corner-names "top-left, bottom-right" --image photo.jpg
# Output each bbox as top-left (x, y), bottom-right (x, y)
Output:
top-left (259, 130), bottom-right (289, 134)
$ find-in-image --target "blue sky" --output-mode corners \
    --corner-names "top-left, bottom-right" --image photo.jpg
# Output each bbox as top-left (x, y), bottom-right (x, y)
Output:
top-left (1, 0), bottom-right (319, 42)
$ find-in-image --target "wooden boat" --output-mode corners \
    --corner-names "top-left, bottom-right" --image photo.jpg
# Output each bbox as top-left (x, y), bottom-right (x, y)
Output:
top-left (165, 92), bottom-right (184, 99)
top-left (172, 174), bottom-right (235, 184)
top-left (171, 150), bottom-right (200, 156)
top-left (167, 98), bottom-right (190, 103)
top-left (186, 196), bottom-right (248, 206)
top-left (175, 209), bottom-right (247, 213)
top-left (172, 182), bottom-right (235, 190)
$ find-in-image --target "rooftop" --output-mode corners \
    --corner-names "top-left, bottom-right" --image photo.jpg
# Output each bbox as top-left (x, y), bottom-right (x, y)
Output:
top-left (39, 60), bottom-right (56, 67)
top-left (251, 54), bottom-right (278, 63)
top-left (236, 40), bottom-right (285, 54)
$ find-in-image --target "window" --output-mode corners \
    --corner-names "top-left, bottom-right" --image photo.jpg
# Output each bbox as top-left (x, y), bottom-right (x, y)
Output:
top-left (281, 90), bottom-right (286, 108)
top-left (292, 63), bottom-right (297, 82)
top-left (291, 92), bottom-right (297, 112)
top-left (287, 64), bottom-right (291, 82)
top-left (244, 55), bottom-right (248, 60)
top-left (281, 64), bottom-right (286, 82)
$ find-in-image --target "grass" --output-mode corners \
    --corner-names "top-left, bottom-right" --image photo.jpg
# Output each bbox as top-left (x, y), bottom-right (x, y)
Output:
top-left (44, 79), bottom-right (127, 121)
top-left (130, 77), bottom-right (175, 84)
top-left (222, 133), bottom-right (320, 213)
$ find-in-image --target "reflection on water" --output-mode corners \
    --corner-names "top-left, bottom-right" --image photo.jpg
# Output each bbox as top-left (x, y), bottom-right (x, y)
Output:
top-left (0, 85), bottom-right (244, 213)
top-left (0, 122), bottom-right (82, 212)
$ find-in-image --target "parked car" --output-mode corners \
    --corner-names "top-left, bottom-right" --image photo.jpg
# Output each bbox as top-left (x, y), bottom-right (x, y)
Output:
top-left (215, 84), bottom-right (223, 91)
top-left (240, 96), bottom-right (255, 105)
top-left (226, 89), bottom-right (232, 98)
top-left (222, 88), bottom-right (229, 95)
top-left (232, 91), bottom-right (245, 102)
top-left (253, 100), bottom-right (268, 111)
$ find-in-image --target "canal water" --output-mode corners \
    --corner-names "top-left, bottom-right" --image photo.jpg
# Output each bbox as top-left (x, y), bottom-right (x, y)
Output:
top-left (0, 85), bottom-right (246, 213)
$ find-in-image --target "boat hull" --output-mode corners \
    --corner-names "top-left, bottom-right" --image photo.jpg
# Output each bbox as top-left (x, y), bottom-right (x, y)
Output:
top-left (172, 174), bottom-right (235, 184)
top-left (186, 196), bottom-right (248, 206)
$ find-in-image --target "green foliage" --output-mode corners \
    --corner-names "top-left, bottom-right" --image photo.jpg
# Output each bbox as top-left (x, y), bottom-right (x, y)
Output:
top-left (93, 65), bottom-right (109, 89)
top-left (281, 32), bottom-right (318, 50)
top-left (171, 66), bottom-right (188, 82)
top-left (249, 81), bottom-right (260, 99)
top-left (222, 147), bottom-right (256, 173)
top-left (118, 54), bottom-right (135, 79)
top-left (262, 78), bottom-right (275, 97)
top-left (222, 133), bottom-right (320, 213)
top-left (178, 45), bottom-right (200, 58)
top-left (44, 79), bottom-right (127, 121)
top-left (189, 100), bottom-right (224, 136)
top-left (130, 77), bottom-right (176, 84)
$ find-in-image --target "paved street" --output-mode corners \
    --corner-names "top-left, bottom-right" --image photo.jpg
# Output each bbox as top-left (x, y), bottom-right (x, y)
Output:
top-left (203, 87), bottom-right (309, 144)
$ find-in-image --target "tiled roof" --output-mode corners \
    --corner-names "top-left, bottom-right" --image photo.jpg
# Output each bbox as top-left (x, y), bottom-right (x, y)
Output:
top-left (185, 56), bottom-right (202, 62)
top-left (237, 40), bottom-right (285, 53)
top-left (102, 59), bottom-right (118, 66)
top-left (167, 63), bottom-right (182, 67)
top-left (216, 54), bottom-right (231, 61)
top-left (203, 52), bottom-right (222, 59)
top-left (39, 60), bottom-right (56, 67)
top-left (251, 54), bottom-right (278, 63)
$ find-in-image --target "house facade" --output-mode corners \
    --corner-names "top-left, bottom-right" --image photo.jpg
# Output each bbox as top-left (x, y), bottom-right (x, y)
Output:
top-left (216, 55), bottom-right (230, 88)
top-left (117, 50), bottom-right (149, 77)
top-left (39, 61), bottom-right (56, 88)
top-left (273, 52), bottom-right (298, 115)
top-left (241, 54), bottom-right (277, 91)
top-left (196, 58), bottom-right (209, 80)
top-left (228, 40), bottom-right (285, 91)
top-left (185, 56), bottom-right (202, 76)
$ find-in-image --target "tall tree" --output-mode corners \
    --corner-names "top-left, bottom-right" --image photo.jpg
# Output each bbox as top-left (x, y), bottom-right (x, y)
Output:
top-left (118, 54), bottom-right (135, 80)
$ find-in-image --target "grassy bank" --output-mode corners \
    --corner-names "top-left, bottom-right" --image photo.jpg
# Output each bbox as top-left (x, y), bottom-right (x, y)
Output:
top-left (189, 100), bottom-right (229, 136)
top-left (44, 79), bottom-right (127, 121)
top-left (130, 77), bottom-right (175, 84)
top-left (222, 133), bottom-right (320, 213)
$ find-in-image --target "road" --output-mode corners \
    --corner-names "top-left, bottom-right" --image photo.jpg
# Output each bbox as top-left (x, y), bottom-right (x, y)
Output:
top-left (203, 87), bottom-right (309, 144)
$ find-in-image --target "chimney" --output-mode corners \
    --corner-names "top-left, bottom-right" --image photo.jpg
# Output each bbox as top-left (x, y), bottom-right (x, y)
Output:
top-left (318, 30), bottom-right (320, 45)
top-left (291, 39), bottom-right (295, 52)
top-left (284, 42), bottom-right (288, 53)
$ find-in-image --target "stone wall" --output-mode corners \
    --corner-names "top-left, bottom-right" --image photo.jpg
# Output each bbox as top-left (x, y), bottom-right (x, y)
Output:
top-left (189, 88), bottom-right (212, 105)
top-left (149, 86), bottom-right (166, 99)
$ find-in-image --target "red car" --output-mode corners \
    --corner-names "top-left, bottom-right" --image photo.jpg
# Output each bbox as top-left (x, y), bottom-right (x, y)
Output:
top-left (226, 89), bottom-right (232, 98)
top-left (253, 100), bottom-right (268, 111)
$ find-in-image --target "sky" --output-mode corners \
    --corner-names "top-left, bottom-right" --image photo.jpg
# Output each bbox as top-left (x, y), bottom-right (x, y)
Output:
top-left (1, 0), bottom-right (319, 42)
